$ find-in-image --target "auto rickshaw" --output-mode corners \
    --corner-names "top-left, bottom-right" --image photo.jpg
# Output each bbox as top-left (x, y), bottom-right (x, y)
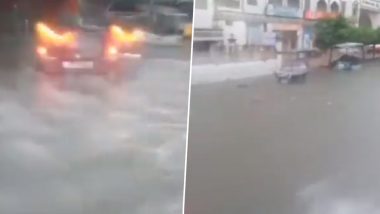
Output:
top-left (274, 49), bottom-right (316, 84)
top-left (330, 43), bottom-right (363, 71)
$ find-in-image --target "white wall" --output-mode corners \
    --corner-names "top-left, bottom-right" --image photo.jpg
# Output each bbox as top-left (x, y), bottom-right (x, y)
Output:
top-left (194, 10), bottom-right (213, 29)
top-left (342, 0), bottom-right (354, 17)
top-left (194, 0), bottom-right (214, 29)
top-left (218, 20), bottom-right (247, 46)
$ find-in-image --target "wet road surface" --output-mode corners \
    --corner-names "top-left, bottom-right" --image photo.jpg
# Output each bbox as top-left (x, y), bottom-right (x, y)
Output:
top-left (0, 41), bottom-right (189, 214)
top-left (186, 62), bottom-right (380, 214)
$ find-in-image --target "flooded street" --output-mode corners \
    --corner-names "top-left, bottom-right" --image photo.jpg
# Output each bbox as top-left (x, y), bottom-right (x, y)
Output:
top-left (186, 62), bottom-right (380, 214)
top-left (0, 44), bottom-right (189, 214)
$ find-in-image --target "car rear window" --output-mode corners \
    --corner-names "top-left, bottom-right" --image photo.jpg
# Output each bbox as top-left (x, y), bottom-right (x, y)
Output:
top-left (109, 0), bottom-right (141, 12)
top-left (58, 13), bottom-right (80, 27)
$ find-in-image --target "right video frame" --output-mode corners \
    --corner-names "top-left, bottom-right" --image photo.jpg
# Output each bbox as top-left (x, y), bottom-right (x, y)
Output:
top-left (186, 0), bottom-right (378, 213)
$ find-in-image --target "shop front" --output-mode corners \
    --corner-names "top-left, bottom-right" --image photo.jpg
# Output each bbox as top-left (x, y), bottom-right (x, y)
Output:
top-left (265, 4), bottom-right (304, 51)
top-left (269, 23), bottom-right (303, 51)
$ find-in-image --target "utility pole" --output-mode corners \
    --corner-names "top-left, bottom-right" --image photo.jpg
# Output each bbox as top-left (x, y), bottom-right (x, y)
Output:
top-left (149, 0), bottom-right (156, 31)
top-left (149, 0), bottom-right (154, 16)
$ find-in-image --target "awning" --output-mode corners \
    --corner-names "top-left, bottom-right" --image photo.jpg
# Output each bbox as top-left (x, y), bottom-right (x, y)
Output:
top-left (193, 29), bottom-right (223, 42)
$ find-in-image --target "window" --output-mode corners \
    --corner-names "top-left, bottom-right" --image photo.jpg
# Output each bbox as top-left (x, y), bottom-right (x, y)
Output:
top-left (195, 0), bottom-right (208, 9)
top-left (58, 12), bottom-right (80, 27)
top-left (178, 2), bottom-right (193, 18)
top-left (331, 2), bottom-right (339, 12)
top-left (288, 0), bottom-right (300, 8)
top-left (109, 0), bottom-right (141, 12)
top-left (268, 0), bottom-right (283, 7)
top-left (341, 1), bottom-right (346, 15)
top-left (316, 0), bottom-right (327, 11)
top-left (247, 0), bottom-right (258, 6)
top-left (216, 0), bottom-right (240, 9)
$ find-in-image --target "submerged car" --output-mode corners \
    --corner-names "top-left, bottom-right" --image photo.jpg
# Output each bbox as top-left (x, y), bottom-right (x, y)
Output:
top-left (34, 13), bottom-right (145, 75)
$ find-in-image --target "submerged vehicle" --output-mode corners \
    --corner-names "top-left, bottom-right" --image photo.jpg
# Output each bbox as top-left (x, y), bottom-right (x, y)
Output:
top-left (34, 1), bottom-right (145, 75)
top-left (331, 43), bottom-right (363, 71)
top-left (274, 50), bottom-right (312, 84)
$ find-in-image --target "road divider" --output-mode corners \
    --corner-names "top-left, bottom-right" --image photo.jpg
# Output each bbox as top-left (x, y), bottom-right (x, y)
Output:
top-left (191, 59), bottom-right (280, 85)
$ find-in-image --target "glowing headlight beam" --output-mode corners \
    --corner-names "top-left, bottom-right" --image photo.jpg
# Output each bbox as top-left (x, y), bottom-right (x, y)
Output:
top-left (35, 22), bottom-right (76, 46)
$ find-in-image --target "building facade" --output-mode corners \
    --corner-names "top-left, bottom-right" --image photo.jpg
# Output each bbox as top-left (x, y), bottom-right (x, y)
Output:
top-left (193, 0), bottom-right (360, 52)
top-left (193, 0), bottom-right (224, 47)
top-left (360, 0), bottom-right (380, 28)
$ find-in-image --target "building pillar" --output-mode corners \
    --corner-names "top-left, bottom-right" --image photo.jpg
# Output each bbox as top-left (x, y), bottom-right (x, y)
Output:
top-left (276, 39), bottom-right (283, 66)
top-left (370, 13), bottom-right (380, 28)
top-left (297, 28), bottom-right (303, 50)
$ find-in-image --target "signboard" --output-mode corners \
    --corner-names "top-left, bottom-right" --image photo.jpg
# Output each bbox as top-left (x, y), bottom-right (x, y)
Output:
top-left (304, 10), bottom-right (339, 20)
top-left (266, 4), bottom-right (302, 18)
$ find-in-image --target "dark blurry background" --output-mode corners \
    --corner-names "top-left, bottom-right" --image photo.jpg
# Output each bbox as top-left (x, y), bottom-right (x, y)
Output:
top-left (0, 0), bottom-right (193, 36)
top-left (0, 0), bottom-right (192, 68)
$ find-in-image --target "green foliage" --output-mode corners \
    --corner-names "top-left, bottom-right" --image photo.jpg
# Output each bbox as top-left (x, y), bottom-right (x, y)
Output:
top-left (315, 16), bottom-right (380, 50)
top-left (315, 16), bottom-right (351, 50)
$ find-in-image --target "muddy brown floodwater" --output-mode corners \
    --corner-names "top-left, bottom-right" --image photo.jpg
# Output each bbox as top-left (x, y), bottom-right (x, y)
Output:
top-left (186, 62), bottom-right (380, 214)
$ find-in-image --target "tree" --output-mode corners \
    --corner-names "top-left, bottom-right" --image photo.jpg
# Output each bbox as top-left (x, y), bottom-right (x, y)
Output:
top-left (315, 16), bottom-right (351, 50)
top-left (315, 17), bottom-right (380, 62)
top-left (316, 16), bottom-right (380, 48)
